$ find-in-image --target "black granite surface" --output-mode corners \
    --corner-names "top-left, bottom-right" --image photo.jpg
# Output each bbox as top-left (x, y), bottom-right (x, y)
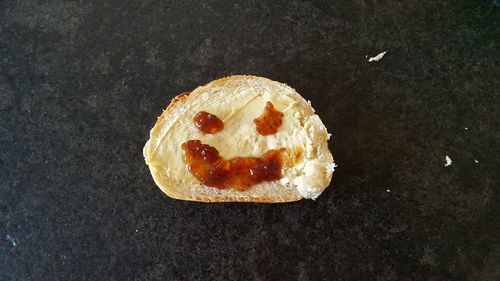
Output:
top-left (1, 1), bottom-right (500, 280)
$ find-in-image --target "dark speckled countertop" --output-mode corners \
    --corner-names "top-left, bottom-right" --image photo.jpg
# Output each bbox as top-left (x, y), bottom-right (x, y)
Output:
top-left (1, 1), bottom-right (499, 280)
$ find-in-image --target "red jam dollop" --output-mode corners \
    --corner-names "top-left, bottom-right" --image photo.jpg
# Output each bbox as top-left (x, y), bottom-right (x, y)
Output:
top-left (254, 101), bottom-right (284, 136)
top-left (193, 111), bottom-right (224, 134)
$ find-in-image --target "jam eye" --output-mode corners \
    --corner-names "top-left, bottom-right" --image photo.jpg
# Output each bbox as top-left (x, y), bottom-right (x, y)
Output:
top-left (253, 101), bottom-right (284, 136)
top-left (193, 111), bottom-right (224, 134)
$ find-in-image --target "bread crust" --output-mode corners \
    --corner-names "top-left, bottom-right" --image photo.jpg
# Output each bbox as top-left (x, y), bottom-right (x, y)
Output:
top-left (145, 75), bottom-right (328, 203)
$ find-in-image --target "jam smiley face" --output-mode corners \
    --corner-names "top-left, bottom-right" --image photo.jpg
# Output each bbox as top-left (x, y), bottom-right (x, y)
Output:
top-left (181, 101), bottom-right (286, 191)
top-left (143, 76), bottom-right (334, 201)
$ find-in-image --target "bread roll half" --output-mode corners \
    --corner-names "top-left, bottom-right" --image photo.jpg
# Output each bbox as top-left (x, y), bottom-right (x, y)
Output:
top-left (143, 75), bottom-right (335, 202)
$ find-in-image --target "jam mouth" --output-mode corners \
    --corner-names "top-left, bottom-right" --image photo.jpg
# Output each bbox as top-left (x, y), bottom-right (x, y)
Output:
top-left (181, 140), bottom-right (284, 191)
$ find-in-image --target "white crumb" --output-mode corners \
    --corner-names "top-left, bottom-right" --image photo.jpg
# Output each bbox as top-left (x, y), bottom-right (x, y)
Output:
top-left (135, 229), bottom-right (138, 233)
top-left (368, 51), bottom-right (387, 62)
top-left (327, 133), bottom-right (332, 140)
top-left (307, 100), bottom-right (315, 112)
top-left (386, 189), bottom-right (391, 192)
top-left (465, 127), bottom-right (468, 130)
top-left (326, 163), bottom-right (337, 173)
top-left (5, 234), bottom-right (17, 247)
top-left (474, 159), bottom-right (478, 163)
top-left (444, 156), bottom-right (452, 167)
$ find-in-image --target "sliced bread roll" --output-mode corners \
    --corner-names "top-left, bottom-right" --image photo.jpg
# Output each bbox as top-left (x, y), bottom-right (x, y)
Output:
top-left (143, 75), bottom-right (335, 202)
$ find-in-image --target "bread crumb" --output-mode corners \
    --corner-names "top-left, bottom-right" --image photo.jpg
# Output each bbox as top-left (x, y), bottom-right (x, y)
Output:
top-left (386, 189), bottom-right (391, 192)
top-left (465, 127), bottom-right (468, 130)
top-left (327, 133), bottom-right (332, 140)
top-left (5, 234), bottom-right (17, 247)
top-left (444, 156), bottom-right (452, 167)
top-left (307, 100), bottom-right (315, 112)
top-left (474, 159), bottom-right (478, 163)
top-left (326, 163), bottom-right (337, 173)
top-left (368, 51), bottom-right (387, 62)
